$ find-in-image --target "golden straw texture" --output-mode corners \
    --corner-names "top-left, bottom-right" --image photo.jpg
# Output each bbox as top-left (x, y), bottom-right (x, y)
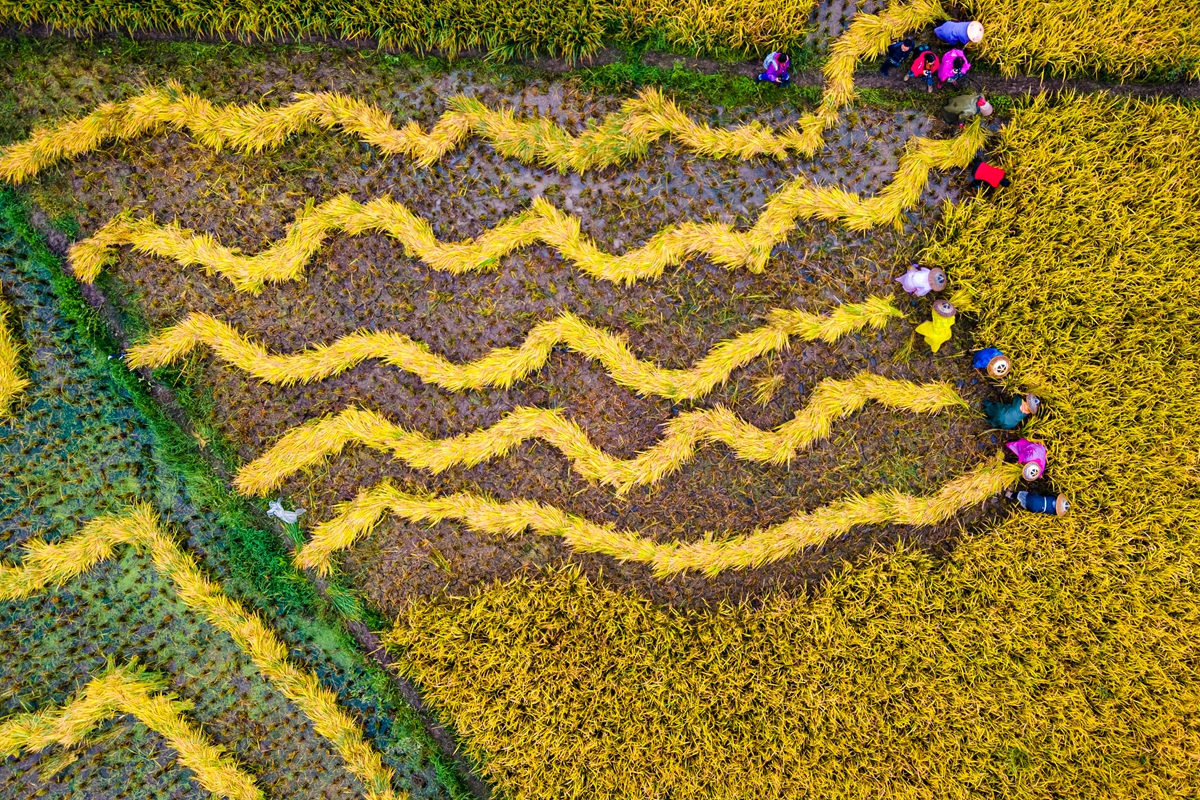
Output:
top-left (0, 505), bottom-right (403, 800)
top-left (235, 373), bottom-right (966, 496)
top-left (0, 287), bottom-right (29, 417)
top-left (298, 455), bottom-right (1019, 576)
top-left (0, 2), bottom-right (949, 186)
top-left (127, 298), bottom-right (899, 398)
top-left (69, 123), bottom-right (983, 292)
top-left (0, 665), bottom-right (262, 800)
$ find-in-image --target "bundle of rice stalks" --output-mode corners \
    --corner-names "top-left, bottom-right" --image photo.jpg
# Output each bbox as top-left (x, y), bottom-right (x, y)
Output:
top-left (0, 505), bottom-right (401, 800)
top-left (0, 664), bottom-right (262, 800)
top-left (961, 0), bottom-right (1200, 80)
top-left (70, 125), bottom-right (983, 293)
top-left (297, 455), bottom-right (1018, 576)
top-left (235, 373), bottom-right (966, 496)
top-left (127, 297), bottom-right (899, 397)
top-left (0, 288), bottom-right (29, 417)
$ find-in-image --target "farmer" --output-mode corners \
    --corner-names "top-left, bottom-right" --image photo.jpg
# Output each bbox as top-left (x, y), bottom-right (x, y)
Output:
top-left (985, 393), bottom-right (1040, 430)
top-left (896, 263), bottom-right (946, 296)
top-left (942, 94), bottom-right (993, 127)
top-left (934, 20), bottom-right (984, 46)
top-left (880, 38), bottom-right (916, 76)
top-left (937, 49), bottom-right (971, 88)
top-left (757, 52), bottom-right (791, 86)
top-left (969, 155), bottom-right (1010, 191)
top-left (904, 45), bottom-right (940, 93)
top-left (916, 299), bottom-right (956, 352)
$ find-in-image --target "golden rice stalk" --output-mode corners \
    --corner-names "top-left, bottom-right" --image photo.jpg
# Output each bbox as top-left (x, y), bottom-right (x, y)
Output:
top-left (0, 505), bottom-right (403, 800)
top-left (127, 297), bottom-right (900, 398)
top-left (235, 373), bottom-right (966, 496)
top-left (299, 454), bottom-right (1019, 576)
top-left (69, 124), bottom-right (985, 292)
top-left (0, 664), bottom-right (262, 800)
top-left (0, 288), bottom-right (29, 417)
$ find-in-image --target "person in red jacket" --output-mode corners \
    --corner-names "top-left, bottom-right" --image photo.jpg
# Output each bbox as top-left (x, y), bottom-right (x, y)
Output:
top-left (903, 45), bottom-right (940, 93)
top-left (969, 156), bottom-right (1010, 191)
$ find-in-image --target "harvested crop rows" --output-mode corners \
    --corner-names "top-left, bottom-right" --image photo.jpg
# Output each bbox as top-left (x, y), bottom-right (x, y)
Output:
top-left (0, 29), bottom-right (1006, 609)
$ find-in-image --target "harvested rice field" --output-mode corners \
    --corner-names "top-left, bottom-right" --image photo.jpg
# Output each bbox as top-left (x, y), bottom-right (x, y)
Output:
top-left (1, 1), bottom-right (1198, 797)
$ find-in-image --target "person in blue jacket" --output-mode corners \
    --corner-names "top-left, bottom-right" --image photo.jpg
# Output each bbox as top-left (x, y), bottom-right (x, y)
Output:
top-left (934, 20), bottom-right (983, 46)
top-left (880, 38), bottom-right (916, 76)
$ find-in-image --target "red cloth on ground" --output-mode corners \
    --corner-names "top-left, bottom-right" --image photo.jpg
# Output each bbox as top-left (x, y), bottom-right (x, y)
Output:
top-left (974, 161), bottom-right (1006, 187)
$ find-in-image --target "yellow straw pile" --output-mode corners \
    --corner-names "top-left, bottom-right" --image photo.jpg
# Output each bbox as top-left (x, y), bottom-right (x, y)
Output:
top-left (0, 665), bottom-right (262, 800)
top-left (235, 373), bottom-right (966, 496)
top-left (127, 297), bottom-right (899, 396)
top-left (69, 123), bottom-right (983, 292)
top-left (0, 288), bottom-right (29, 417)
top-left (0, 1), bottom-right (949, 185)
top-left (297, 455), bottom-right (1019, 576)
top-left (0, 505), bottom-right (402, 800)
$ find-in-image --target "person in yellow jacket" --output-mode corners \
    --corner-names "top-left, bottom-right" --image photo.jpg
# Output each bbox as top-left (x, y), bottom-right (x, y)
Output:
top-left (915, 299), bottom-right (956, 352)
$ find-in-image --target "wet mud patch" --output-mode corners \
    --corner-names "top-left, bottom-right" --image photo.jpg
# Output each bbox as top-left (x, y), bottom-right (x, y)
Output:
top-left (12, 46), bottom-right (1013, 610)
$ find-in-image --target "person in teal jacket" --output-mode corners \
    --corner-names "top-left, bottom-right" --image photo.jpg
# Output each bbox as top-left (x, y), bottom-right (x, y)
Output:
top-left (985, 393), bottom-right (1040, 429)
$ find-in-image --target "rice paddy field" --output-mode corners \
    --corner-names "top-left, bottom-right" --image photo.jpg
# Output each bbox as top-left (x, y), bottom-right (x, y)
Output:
top-left (1, 1), bottom-right (1198, 798)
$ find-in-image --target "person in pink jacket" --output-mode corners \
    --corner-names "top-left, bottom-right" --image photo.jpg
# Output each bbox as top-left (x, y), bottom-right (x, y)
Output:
top-left (937, 49), bottom-right (971, 88)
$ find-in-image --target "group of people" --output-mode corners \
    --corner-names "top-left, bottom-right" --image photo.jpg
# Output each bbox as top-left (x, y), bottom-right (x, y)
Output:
top-left (881, 20), bottom-right (982, 93)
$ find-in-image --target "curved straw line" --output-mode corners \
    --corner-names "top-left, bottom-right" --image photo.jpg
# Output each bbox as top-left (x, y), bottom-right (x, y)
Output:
top-left (297, 454), bottom-right (1019, 577)
top-left (68, 123), bottom-right (984, 293)
top-left (0, 665), bottom-right (263, 800)
top-left (235, 373), bottom-right (967, 496)
top-left (126, 297), bottom-right (901, 399)
top-left (0, 505), bottom-right (399, 800)
top-left (0, 2), bottom-right (946, 184)
top-left (0, 290), bottom-right (29, 417)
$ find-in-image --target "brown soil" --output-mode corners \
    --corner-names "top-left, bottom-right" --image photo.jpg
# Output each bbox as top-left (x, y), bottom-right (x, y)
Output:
top-left (12, 41), bottom-right (1010, 612)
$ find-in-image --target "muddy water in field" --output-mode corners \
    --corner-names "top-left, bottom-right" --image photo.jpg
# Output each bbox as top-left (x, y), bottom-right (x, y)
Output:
top-left (10, 43), bottom-right (1010, 609)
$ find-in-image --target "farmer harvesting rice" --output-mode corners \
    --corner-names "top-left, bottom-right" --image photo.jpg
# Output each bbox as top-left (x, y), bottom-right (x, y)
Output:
top-left (756, 52), bottom-right (790, 85)
top-left (896, 264), bottom-right (947, 296)
top-left (904, 46), bottom-right (940, 93)
top-left (942, 94), bottom-right (993, 127)
top-left (985, 393), bottom-right (1041, 429)
top-left (937, 49), bottom-right (971, 87)
top-left (935, 20), bottom-right (984, 46)
top-left (880, 38), bottom-right (916, 76)
top-left (969, 155), bottom-right (1010, 190)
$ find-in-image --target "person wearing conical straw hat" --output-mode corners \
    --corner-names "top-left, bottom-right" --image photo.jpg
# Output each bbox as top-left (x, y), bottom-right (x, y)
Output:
top-left (942, 94), bottom-right (993, 127)
top-left (915, 299), bottom-right (956, 352)
top-left (896, 263), bottom-right (947, 297)
top-left (934, 20), bottom-right (984, 46)
top-left (985, 393), bottom-right (1041, 430)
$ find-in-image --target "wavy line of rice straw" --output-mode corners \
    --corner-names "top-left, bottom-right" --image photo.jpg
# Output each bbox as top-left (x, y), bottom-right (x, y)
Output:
top-left (297, 453), bottom-right (1019, 577)
top-left (0, 665), bottom-right (263, 800)
top-left (125, 297), bottom-right (901, 399)
top-left (235, 373), bottom-right (967, 497)
top-left (0, 289), bottom-right (30, 417)
top-left (67, 122), bottom-right (985, 293)
top-left (0, 3), bottom-right (948, 184)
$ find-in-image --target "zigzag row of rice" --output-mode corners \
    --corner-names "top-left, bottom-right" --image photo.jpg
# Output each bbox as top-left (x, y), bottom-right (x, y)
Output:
top-left (0, 664), bottom-right (262, 800)
top-left (296, 456), bottom-right (1020, 577)
top-left (127, 297), bottom-right (900, 399)
top-left (68, 122), bottom-right (984, 292)
top-left (235, 373), bottom-right (967, 496)
top-left (0, 286), bottom-right (28, 417)
top-left (0, 0), bottom-right (946, 184)
top-left (0, 505), bottom-right (402, 800)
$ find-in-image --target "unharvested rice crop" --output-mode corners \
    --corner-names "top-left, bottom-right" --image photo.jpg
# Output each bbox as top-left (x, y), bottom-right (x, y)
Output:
top-left (384, 92), bottom-right (1200, 799)
top-left (0, 505), bottom-right (402, 800)
top-left (235, 374), bottom-right (967, 496)
top-left (299, 456), bottom-right (1019, 576)
top-left (0, 0), bottom-right (815, 60)
top-left (127, 297), bottom-right (898, 397)
top-left (67, 123), bottom-right (983, 292)
top-left (0, 665), bottom-right (262, 800)
top-left (0, 287), bottom-right (27, 417)
top-left (962, 0), bottom-right (1200, 80)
